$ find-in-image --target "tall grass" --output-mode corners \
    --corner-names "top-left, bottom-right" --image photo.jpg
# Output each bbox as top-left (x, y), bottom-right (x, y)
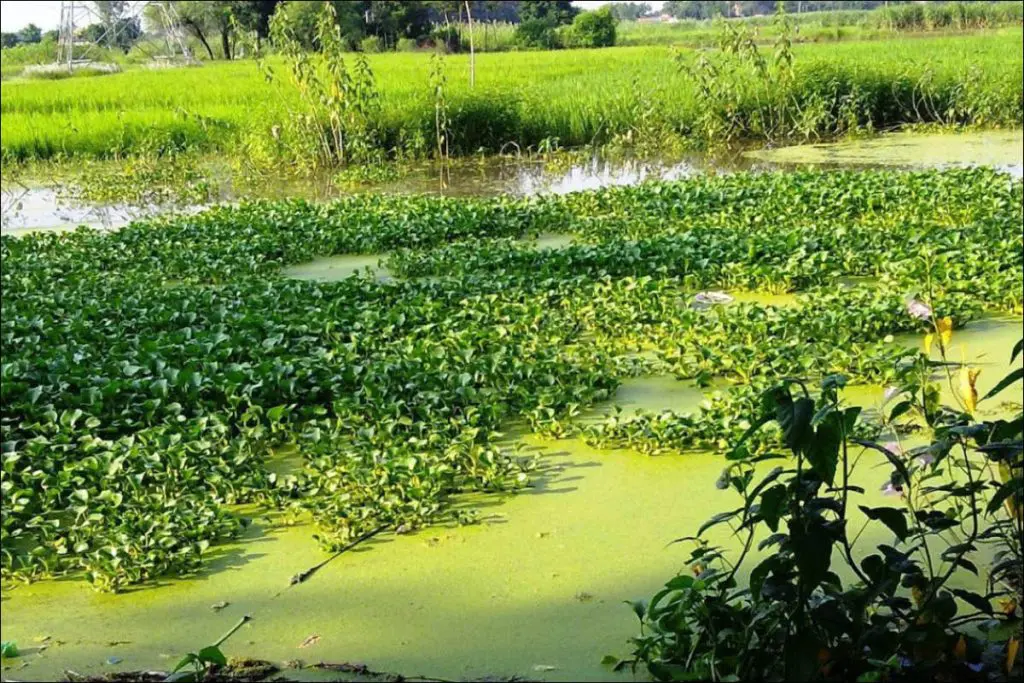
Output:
top-left (1, 31), bottom-right (1021, 163)
top-left (618, 1), bottom-right (1023, 47)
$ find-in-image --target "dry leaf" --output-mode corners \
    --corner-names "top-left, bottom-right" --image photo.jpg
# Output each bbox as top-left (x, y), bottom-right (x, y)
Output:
top-left (959, 367), bottom-right (981, 414)
top-left (954, 635), bottom-right (967, 660)
top-left (298, 634), bottom-right (320, 649)
top-left (936, 316), bottom-right (954, 349)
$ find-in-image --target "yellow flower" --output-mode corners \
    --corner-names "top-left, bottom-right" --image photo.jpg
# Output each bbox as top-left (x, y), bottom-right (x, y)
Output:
top-left (959, 366), bottom-right (981, 415)
top-left (924, 333), bottom-right (934, 355)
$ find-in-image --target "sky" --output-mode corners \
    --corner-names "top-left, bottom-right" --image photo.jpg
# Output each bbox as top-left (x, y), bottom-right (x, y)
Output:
top-left (2, 1), bottom-right (667, 33)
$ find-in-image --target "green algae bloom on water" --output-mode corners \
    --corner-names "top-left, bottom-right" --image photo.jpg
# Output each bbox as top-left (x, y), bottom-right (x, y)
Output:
top-left (746, 130), bottom-right (1024, 173)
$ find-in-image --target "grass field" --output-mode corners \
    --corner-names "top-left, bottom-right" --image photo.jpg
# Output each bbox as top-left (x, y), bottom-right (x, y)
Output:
top-left (617, 1), bottom-right (1023, 46)
top-left (1, 30), bottom-right (1021, 163)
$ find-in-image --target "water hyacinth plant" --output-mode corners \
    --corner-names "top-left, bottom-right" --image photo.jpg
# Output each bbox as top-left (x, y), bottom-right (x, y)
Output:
top-left (1, 168), bottom-right (1020, 593)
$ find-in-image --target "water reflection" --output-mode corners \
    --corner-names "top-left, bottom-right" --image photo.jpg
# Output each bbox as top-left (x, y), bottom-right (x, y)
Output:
top-left (3, 129), bottom-right (1021, 235)
top-left (0, 185), bottom-right (202, 236)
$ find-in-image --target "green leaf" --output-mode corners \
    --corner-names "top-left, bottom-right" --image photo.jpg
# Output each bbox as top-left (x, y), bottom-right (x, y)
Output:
top-left (197, 645), bottom-right (227, 667)
top-left (0, 641), bottom-right (19, 658)
top-left (749, 555), bottom-right (779, 602)
top-left (855, 439), bottom-right (911, 490)
top-left (859, 506), bottom-right (909, 541)
top-left (773, 387), bottom-right (815, 455)
top-left (982, 368), bottom-right (1023, 401)
top-left (791, 521), bottom-right (832, 592)
top-left (987, 478), bottom-right (1023, 515)
top-left (759, 484), bottom-right (787, 533)
top-left (697, 508), bottom-right (743, 537)
top-left (951, 588), bottom-right (993, 615)
top-left (806, 414), bottom-right (840, 485)
top-left (888, 400), bottom-right (913, 422)
top-left (784, 630), bottom-right (820, 682)
top-left (624, 599), bottom-right (646, 622)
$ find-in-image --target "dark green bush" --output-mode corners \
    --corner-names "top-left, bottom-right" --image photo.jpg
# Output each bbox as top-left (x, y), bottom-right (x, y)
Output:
top-left (514, 18), bottom-right (562, 49)
top-left (566, 7), bottom-right (617, 48)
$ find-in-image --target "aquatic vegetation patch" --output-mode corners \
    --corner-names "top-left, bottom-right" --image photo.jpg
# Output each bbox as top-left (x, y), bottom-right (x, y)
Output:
top-left (0, 168), bottom-right (1020, 591)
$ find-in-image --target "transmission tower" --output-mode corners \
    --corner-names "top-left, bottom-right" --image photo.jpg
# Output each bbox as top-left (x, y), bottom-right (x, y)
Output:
top-left (53, 1), bottom-right (196, 73)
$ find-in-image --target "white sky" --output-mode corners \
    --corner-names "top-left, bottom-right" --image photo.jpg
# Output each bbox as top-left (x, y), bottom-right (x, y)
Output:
top-left (1, 1), bottom-right (667, 33)
top-left (2, 1), bottom-right (63, 32)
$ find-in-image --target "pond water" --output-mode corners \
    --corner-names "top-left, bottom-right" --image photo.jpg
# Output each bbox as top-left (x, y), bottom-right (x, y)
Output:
top-left (0, 186), bottom-right (203, 237)
top-left (3, 129), bottom-right (1020, 234)
top-left (2, 317), bottom-right (1020, 682)
top-left (281, 254), bottom-right (392, 283)
top-left (2, 132), bottom-right (1022, 681)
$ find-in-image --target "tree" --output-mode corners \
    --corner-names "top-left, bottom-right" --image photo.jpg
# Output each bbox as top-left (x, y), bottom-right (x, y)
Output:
top-left (95, 1), bottom-right (129, 25)
top-left (513, 18), bottom-right (560, 48)
top-left (662, 1), bottom-right (730, 19)
top-left (365, 1), bottom-right (430, 48)
top-left (17, 24), bottom-right (42, 44)
top-left (609, 2), bottom-right (653, 21)
top-left (153, 1), bottom-right (216, 58)
top-left (229, 1), bottom-right (282, 42)
top-left (81, 3), bottom-right (142, 53)
top-left (518, 1), bottom-right (577, 25)
top-left (146, 1), bottom-right (280, 60)
top-left (269, 1), bottom-right (367, 51)
top-left (567, 6), bottom-right (616, 47)
top-left (1, 32), bottom-right (19, 48)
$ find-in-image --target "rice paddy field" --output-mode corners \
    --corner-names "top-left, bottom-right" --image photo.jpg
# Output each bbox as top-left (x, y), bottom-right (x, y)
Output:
top-left (1, 30), bottom-right (1022, 162)
top-left (1, 11), bottom-right (1024, 683)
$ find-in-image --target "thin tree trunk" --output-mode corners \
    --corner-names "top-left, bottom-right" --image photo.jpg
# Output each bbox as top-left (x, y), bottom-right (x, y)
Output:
top-left (186, 20), bottom-right (215, 60)
top-left (220, 26), bottom-right (231, 60)
top-left (465, 1), bottom-right (475, 87)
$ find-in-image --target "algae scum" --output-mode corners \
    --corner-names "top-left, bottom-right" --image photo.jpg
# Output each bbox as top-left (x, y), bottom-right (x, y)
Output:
top-left (2, 133), bottom-right (1023, 681)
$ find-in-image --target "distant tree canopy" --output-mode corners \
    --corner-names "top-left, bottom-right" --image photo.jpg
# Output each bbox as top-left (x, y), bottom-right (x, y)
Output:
top-left (519, 1), bottom-right (578, 25)
top-left (659, 1), bottom-right (974, 19)
top-left (143, 1), bottom-right (281, 59)
top-left (80, 3), bottom-right (143, 52)
top-left (80, 17), bottom-right (142, 51)
top-left (609, 2), bottom-right (654, 21)
top-left (269, 1), bottom-right (433, 51)
top-left (17, 23), bottom-right (43, 44)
